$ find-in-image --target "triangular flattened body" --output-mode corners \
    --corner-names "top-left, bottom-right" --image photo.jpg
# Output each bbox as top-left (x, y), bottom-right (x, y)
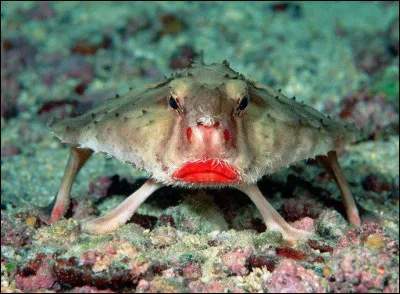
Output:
top-left (244, 82), bottom-right (359, 175)
top-left (45, 60), bottom-right (363, 240)
top-left (49, 61), bottom-right (359, 185)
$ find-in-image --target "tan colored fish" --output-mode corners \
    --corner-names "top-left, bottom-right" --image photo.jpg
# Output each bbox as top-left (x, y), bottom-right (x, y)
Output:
top-left (39, 57), bottom-right (361, 241)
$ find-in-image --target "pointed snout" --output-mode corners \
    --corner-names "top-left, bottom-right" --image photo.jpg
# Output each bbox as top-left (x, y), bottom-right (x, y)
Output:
top-left (186, 120), bottom-right (231, 153)
top-left (197, 120), bottom-right (220, 129)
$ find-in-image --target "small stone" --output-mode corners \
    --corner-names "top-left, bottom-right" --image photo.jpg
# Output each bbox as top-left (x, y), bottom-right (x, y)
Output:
top-left (316, 210), bottom-right (348, 240)
top-left (160, 192), bottom-right (228, 234)
top-left (365, 235), bottom-right (385, 249)
top-left (292, 217), bottom-right (315, 232)
top-left (150, 226), bottom-right (178, 247)
top-left (323, 267), bottom-right (331, 278)
top-left (220, 247), bottom-right (253, 276)
top-left (25, 217), bottom-right (37, 228)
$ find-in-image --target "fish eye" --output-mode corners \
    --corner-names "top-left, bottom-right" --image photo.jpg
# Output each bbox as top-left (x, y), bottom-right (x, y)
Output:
top-left (169, 96), bottom-right (179, 110)
top-left (238, 96), bottom-right (249, 110)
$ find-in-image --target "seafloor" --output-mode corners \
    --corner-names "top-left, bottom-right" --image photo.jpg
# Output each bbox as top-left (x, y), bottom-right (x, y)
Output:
top-left (1, 1), bottom-right (399, 293)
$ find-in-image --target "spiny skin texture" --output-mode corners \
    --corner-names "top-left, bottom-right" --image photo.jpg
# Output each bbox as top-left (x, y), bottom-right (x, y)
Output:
top-left (50, 61), bottom-right (358, 187)
top-left (43, 58), bottom-right (360, 240)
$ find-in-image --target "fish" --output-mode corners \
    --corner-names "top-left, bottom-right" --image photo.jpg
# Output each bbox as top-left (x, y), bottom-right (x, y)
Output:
top-left (39, 56), bottom-right (361, 241)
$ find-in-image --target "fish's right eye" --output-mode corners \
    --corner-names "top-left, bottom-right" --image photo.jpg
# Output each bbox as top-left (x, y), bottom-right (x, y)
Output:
top-left (238, 96), bottom-right (249, 110)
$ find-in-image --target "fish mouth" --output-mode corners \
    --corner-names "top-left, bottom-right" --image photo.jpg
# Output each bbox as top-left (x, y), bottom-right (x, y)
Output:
top-left (172, 159), bottom-right (239, 183)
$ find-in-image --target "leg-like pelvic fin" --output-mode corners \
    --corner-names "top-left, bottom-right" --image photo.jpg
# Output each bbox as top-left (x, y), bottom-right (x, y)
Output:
top-left (38, 146), bottom-right (93, 224)
top-left (238, 184), bottom-right (312, 241)
top-left (81, 179), bottom-right (163, 234)
top-left (317, 150), bottom-right (361, 226)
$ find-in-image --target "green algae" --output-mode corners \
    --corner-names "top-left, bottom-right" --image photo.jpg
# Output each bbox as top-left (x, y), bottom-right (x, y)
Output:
top-left (254, 231), bottom-right (283, 248)
top-left (5, 262), bottom-right (17, 272)
top-left (178, 252), bottom-right (202, 264)
top-left (372, 64), bottom-right (399, 107)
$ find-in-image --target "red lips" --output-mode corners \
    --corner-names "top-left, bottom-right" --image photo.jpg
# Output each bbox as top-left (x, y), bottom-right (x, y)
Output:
top-left (173, 159), bottom-right (239, 183)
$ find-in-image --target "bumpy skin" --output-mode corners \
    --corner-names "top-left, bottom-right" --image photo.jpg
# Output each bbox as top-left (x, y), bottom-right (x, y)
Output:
top-left (46, 59), bottom-right (360, 240)
top-left (50, 61), bottom-right (358, 186)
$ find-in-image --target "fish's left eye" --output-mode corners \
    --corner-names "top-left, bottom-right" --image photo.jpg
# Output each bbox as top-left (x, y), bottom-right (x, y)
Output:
top-left (169, 96), bottom-right (179, 110)
top-left (238, 96), bottom-right (249, 110)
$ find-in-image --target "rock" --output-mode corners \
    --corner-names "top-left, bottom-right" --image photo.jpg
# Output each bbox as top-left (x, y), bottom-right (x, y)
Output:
top-left (316, 210), bottom-right (348, 240)
top-left (264, 259), bottom-right (325, 293)
top-left (328, 247), bottom-right (399, 292)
